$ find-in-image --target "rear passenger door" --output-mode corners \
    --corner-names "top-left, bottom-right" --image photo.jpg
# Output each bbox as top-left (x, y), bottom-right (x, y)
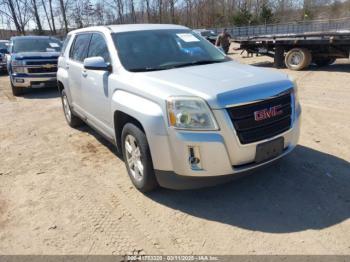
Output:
top-left (67, 33), bottom-right (92, 113)
top-left (81, 33), bottom-right (113, 135)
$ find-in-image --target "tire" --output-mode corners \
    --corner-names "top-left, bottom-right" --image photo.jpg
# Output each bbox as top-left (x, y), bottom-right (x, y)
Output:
top-left (121, 123), bottom-right (158, 192)
top-left (61, 89), bottom-right (84, 128)
top-left (313, 57), bottom-right (336, 67)
top-left (11, 81), bottom-right (25, 96)
top-left (285, 48), bottom-right (312, 70)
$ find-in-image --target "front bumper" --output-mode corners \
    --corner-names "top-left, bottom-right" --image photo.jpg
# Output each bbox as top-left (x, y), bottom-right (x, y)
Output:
top-left (152, 104), bottom-right (301, 189)
top-left (0, 62), bottom-right (7, 70)
top-left (11, 74), bottom-right (57, 88)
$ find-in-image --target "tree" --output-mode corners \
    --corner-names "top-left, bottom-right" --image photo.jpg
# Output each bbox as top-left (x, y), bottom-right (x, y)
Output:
top-left (0, 0), bottom-right (30, 34)
top-left (41, 0), bottom-right (53, 33)
top-left (30, 0), bottom-right (43, 34)
top-left (169, 0), bottom-right (175, 23)
top-left (158, 0), bottom-right (163, 23)
top-left (130, 0), bottom-right (136, 23)
top-left (260, 2), bottom-right (274, 24)
top-left (232, 3), bottom-right (253, 26)
top-left (48, 0), bottom-right (56, 34)
top-left (145, 0), bottom-right (151, 22)
top-left (59, 0), bottom-right (69, 33)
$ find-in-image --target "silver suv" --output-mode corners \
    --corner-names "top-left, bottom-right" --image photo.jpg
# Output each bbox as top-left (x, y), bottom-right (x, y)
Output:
top-left (57, 24), bottom-right (301, 192)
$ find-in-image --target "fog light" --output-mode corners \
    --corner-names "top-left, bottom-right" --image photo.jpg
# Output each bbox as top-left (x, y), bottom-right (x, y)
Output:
top-left (15, 79), bottom-right (24, 83)
top-left (188, 146), bottom-right (202, 170)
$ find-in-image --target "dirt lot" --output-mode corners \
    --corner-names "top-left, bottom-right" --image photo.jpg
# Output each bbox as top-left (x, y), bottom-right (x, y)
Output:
top-left (0, 51), bottom-right (350, 255)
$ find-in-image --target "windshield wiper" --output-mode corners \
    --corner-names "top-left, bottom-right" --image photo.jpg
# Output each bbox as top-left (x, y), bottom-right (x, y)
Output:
top-left (166, 60), bottom-right (226, 69)
top-left (129, 67), bottom-right (170, 72)
top-left (129, 60), bottom-right (226, 72)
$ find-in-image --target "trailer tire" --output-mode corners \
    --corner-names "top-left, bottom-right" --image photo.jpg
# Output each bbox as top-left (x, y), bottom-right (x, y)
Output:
top-left (285, 48), bottom-right (312, 70)
top-left (313, 57), bottom-right (336, 67)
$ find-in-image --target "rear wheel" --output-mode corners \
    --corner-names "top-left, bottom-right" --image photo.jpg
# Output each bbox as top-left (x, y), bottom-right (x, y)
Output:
top-left (121, 123), bottom-right (158, 192)
top-left (61, 89), bottom-right (84, 128)
top-left (285, 48), bottom-right (312, 70)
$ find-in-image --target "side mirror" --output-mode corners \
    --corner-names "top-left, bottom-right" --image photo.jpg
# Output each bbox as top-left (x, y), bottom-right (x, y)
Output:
top-left (84, 56), bottom-right (111, 71)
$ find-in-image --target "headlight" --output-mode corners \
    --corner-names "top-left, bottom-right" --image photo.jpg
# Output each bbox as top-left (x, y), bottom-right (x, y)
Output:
top-left (167, 96), bottom-right (219, 130)
top-left (288, 76), bottom-right (299, 101)
top-left (11, 60), bottom-right (25, 73)
top-left (11, 60), bottom-right (25, 66)
top-left (291, 79), bottom-right (299, 102)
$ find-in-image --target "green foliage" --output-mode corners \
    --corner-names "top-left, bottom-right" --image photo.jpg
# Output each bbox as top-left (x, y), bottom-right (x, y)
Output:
top-left (232, 4), bottom-right (253, 26)
top-left (232, 2), bottom-right (274, 26)
top-left (259, 3), bottom-right (274, 24)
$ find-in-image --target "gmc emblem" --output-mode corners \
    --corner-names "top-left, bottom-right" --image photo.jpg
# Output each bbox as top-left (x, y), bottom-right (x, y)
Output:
top-left (254, 105), bottom-right (283, 121)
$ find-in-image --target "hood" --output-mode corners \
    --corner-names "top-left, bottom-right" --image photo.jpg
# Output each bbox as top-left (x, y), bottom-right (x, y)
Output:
top-left (137, 61), bottom-right (293, 109)
top-left (13, 52), bottom-right (60, 60)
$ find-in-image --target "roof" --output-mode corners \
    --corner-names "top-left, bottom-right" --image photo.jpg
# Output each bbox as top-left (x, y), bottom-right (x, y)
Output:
top-left (69, 24), bottom-right (189, 35)
top-left (193, 29), bottom-right (210, 32)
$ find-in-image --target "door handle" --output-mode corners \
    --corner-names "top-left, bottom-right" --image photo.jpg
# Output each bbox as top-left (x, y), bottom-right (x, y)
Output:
top-left (82, 70), bottom-right (87, 77)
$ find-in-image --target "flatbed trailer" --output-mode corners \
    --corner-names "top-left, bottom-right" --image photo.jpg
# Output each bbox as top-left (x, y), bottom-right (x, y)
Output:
top-left (216, 18), bottom-right (350, 70)
top-left (234, 32), bottom-right (350, 70)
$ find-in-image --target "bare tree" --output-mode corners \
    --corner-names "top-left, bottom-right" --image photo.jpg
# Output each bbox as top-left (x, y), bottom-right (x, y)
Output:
top-left (0, 0), bottom-right (30, 34)
top-left (41, 0), bottom-right (53, 33)
top-left (113, 0), bottom-right (125, 23)
top-left (145, 0), bottom-right (151, 22)
top-left (130, 0), bottom-right (136, 23)
top-left (48, 0), bottom-right (56, 34)
top-left (59, 0), bottom-right (69, 33)
top-left (30, 0), bottom-right (43, 34)
top-left (169, 0), bottom-right (175, 23)
top-left (158, 0), bottom-right (163, 22)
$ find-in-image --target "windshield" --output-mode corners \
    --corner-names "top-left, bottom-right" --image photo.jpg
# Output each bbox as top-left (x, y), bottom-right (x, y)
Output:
top-left (112, 29), bottom-right (227, 72)
top-left (12, 38), bottom-right (62, 53)
top-left (200, 31), bottom-right (217, 37)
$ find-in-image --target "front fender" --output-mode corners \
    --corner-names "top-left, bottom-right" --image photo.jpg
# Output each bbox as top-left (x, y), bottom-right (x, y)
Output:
top-left (111, 90), bottom-right (173, 171)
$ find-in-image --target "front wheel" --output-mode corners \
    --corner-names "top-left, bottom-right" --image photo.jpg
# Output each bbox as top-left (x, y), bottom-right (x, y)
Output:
top-left (121, 123), bottom-right (158, 192)
top-left (61, 89), bottom-right (84, 128)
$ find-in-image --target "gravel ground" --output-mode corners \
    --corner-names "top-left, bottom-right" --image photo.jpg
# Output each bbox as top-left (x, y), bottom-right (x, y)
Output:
top-left (0, 51), bottom-right (350, 255)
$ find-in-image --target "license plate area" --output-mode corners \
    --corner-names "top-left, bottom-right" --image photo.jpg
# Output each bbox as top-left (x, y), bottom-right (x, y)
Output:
top-left (255, 137), bottom-right (284, 163)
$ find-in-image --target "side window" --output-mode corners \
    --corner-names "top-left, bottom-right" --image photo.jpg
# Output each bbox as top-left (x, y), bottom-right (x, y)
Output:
top-left (60, 35), bottom-right (71, 56)
top-left (87, 33), bottom-right (111, 63)
top-left (69, 34), bottom-right (91, 62)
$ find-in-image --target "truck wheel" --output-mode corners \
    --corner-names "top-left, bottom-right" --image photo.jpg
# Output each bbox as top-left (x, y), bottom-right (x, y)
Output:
top-left (285, 48), bottom-right (312, 70)
top-left (11, 82), bottom-right (25, 96)
top-left (121, 123), bottom-right (158, 192)
top-left (61, 89), bottom-right (84, 128)
top-left (313, 57), bottom-right (336, 67)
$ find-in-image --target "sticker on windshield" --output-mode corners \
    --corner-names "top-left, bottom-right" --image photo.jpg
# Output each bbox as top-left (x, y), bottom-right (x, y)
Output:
top-left (49, 43), bottom-right (60, 48)
top-left (177, 33), bottom-right (200, 42)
